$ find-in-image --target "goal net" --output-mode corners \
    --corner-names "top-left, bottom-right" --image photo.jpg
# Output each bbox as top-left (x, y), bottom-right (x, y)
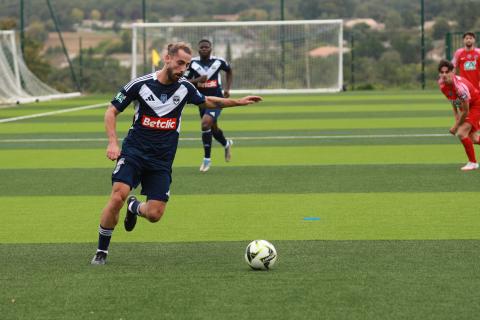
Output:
top-left (0, 30), bottom-right (80, 104)
top-left (131, 20), bottom-right (343, 93)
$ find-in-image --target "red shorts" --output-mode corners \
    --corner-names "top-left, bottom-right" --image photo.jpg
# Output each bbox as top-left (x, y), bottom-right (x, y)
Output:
top-left (466, 106), bottom-right (480, 131)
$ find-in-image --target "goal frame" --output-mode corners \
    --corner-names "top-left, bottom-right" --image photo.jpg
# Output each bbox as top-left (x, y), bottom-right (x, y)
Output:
top-left (131, 20), bottom-right (343, 94)
top-left (0, 30), bottom-right (80, 105)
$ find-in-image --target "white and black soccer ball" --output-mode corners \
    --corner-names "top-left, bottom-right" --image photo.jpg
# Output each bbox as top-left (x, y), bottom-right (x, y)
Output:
top-left (245, 240), bottom-right (277, 270)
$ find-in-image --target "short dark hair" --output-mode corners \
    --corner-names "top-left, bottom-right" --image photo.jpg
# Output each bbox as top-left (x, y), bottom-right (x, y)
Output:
top-left (463, 32), bottom-right (476, 39)
top-left (166, 42), bottom-right (192, 56)
top-left (198, 39), bottom-right (212, 46)
top-left (438, 59), bottom-right (454, 72)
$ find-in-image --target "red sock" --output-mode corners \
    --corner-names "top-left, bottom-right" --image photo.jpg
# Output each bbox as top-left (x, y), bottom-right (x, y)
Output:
top-left (461, 137), bottom-right (477, 162)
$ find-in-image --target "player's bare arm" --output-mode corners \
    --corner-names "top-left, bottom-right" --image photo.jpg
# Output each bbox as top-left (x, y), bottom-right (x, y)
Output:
top-left (224, 69), bottom-right (233, 98)
top-left (104, 105), bottom-right (121, 160)
top-left (190, 75), bottom-right (208, 84)
top-left (451, 106), bottom-right (460, 121)
top-left (450, 101), bottom-right (470, 134)
top-left (200, 95), bottom-right (262, 109)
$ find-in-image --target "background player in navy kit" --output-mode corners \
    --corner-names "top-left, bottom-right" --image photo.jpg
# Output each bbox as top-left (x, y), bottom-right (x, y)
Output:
top-left (91, 42), bottom-right (262, 265)
top-left (185, 39), bottom-right (233, 172)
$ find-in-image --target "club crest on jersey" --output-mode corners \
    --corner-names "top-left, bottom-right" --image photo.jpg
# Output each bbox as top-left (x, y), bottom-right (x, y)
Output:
top-left (160, 94), bottom-right (168, 103)
top-left (173, 95), bottom-right (180, 105)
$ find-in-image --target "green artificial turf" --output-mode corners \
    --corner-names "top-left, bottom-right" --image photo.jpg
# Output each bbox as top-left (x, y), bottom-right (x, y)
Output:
top-left (1, 241), bottom-right (480, 320)
top-left (1, 91), bottom-right (479, 319)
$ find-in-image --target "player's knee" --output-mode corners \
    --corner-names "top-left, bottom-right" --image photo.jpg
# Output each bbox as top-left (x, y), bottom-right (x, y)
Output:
top-left (457, 129), bottom-right (469, 139)
top-left (457, 124), bottom-right (472, 139)
top-left (201, 118), bottom-right (214, 130)
top-left (110, 189), bottom-right (128, 209)
top-left (146, 206), bottom-right (165, 223)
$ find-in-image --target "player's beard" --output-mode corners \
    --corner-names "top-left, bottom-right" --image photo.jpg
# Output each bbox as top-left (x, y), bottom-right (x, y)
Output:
top-left (167, 67), bottom-right (182, 82)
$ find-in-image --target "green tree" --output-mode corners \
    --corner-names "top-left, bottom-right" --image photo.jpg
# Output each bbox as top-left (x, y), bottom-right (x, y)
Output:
top-left (456, 1), bottom-right (480, 31)
top-left (350, 25), bottom-right (385, 60)
top-left (432, 18), bottom-right (450, 40)
top-left (390, 31), bottom-right (432, 64)
top-left (49, 53), bottom-right (130, 93)
top-left (354, 56), bottom-right (378, 89)
top-left (26, 21), bottom-right (48, 44)
top-left (23, 38), bottom-right (52, 83)
top-left (0, 18), bottom-right (16, 29)
top-left (90, 9), bottom-right (102, 21)
top-left (355, 1), bottom-right (387, 21)
top-left (384, 11), bottom-right (402, 32)
top-left (377, 50), bottom-right (402, 85)
top-left (238, 9), bottom-right (269, 21)
top-left (70, 8), bottom-right (84, 25)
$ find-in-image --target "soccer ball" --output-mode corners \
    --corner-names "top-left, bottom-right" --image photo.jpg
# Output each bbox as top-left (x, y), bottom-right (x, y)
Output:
top-left (245, 240), bottom-right (277, 270)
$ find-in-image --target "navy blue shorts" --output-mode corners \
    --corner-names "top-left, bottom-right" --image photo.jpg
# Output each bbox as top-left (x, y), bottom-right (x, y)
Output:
top-left (111, 156), bottom-right (171, 202)
top-left (199, 106), bottom-right (222, 120)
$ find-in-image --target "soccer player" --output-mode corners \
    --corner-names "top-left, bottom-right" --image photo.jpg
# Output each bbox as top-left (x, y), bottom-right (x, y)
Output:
top-left (91, 42), bottom-right (262, 265)
top-left (185, 39), bottom-right (233, 172)
top-left (452, 32), bottom-right (480, 89)
top-left (438, 59), bottom-right (480, 171)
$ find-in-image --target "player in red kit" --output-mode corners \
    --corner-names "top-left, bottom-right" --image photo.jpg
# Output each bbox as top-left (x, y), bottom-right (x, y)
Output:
top-left (452, 32), bottom-right (480, 89)
top-left (438, 59), bottom-right (480, 171)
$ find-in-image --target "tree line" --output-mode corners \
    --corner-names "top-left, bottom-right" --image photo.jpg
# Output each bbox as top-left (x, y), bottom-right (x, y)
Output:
top-left (2, 0), bottom-right (480, 91)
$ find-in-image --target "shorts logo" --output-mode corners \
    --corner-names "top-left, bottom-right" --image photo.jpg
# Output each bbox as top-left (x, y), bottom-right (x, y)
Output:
top-left (113, 158), bottom-right (125, 174)
top-left (173, 95), bottom-right (180, 105)
top-left (141, 115), bottom-right (177, 130)
top-left (115, 92), bottom-right (126, 103)
top-left (160, 94), bottom-right (168, 103)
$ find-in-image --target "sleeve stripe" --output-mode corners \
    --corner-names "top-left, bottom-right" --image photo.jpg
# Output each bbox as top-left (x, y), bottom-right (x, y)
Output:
top-left (179, 77), bottom-right (196, 90)
top-left (124, 74), bottom-right (153, 92)
top-left (455, 78), bottom-right (471, 101)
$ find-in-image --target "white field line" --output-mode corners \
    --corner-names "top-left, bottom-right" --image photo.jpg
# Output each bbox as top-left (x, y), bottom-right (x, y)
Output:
top-left (0, 103), bottom-right (107, 123)
top-left (0, 133), bottom-right (450, 143)
top-left (0, 104), bottom-right (451, 141)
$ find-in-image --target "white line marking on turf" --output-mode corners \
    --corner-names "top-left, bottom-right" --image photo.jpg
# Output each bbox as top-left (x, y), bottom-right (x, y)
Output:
top-left (0, 103), bottom-right (107, 123)
top-left (0, 133), bottom-right (451, 143)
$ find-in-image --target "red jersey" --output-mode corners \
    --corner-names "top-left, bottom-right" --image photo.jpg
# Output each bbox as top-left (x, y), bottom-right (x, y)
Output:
top-left (452, 47), bottom-right (480, 89)
top-left (439, 75), bottom-right (480, 109)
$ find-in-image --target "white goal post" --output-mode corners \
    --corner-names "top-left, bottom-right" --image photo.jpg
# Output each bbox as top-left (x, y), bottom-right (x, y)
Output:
top-left (131, 20), bottom-right (343, 94)
top-left (0, 30), bottom-right (80, 104)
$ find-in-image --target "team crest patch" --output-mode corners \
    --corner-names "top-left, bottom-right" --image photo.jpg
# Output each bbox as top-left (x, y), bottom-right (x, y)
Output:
top-left (160, 94), bottom-right (168, 103)
top-left (115, 92), bottom-right (126, 103)
top-left (173, 95), bottom-right (180, 105)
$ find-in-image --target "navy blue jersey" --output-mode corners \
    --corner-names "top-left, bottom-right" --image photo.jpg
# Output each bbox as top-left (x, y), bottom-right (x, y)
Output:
top-left (185, 56), bottom-right (231, 97)
top-left (111, 73), bottom-right (205, 169)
